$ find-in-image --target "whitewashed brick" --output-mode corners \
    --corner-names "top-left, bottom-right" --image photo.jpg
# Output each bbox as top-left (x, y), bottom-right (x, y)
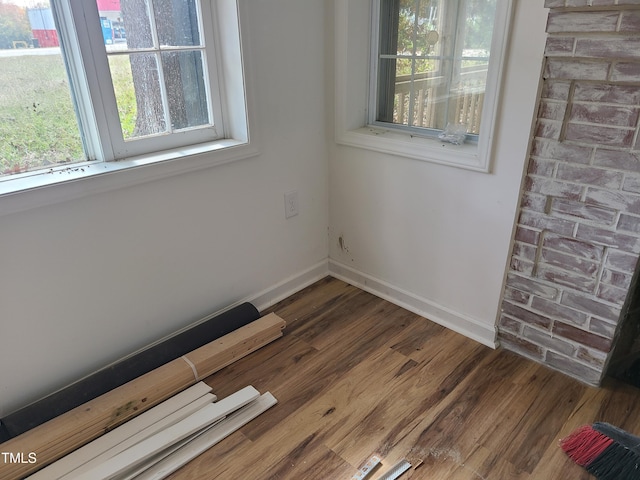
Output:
top-left (623, 174), bottom-right (640, 194)
top-left (597, 283), bottom-right (629, 304)
top-left (601, 268), bottom-right (633, 289)
top-left (513, 241), bottom-right (538, 262)
top-left (545, 37), bottom-right (575, 56)
top-left (506, 273), bottom-right (560, 300)
top-left (605, 249), bottom-right (639, 273)
top-left (611, 62), bottom-right (640, 82)
top-left (541, 80), bottom-right (572, 101)
top-left (573, 83), bottom-right (640, 105)
top-left (585, 188), bottom-right (640, 214)
top-left (511, 257), bottom-right (535, 276)
top-left (502, 301), bottom-right (553, 329)
top-left (536, 119), bottom-right (563, 140)
top-left (523, 326), bottom-right (576, 356)
top-left (562, 291), bottom-right (622, 321)
top-left (531, 296), bottom-right (590, 326)
top-left (618, 213), bottom-right (640, 234)
top-left (575, 37), bottom-right (640, 60)
top-left (576, 224), bottom-right (640, 252)
top-left (525, 176), bottom-right (583, 200)
top-left (550, 198), bottom-right (617, 224)
top-left (539, 99), bottom-right (569, 121)
top-left (556, 163), bottom-right (624, 189)
top-left (589, 317), bottom-right (618, 339)
top-left (545, 351), bottom-right (602, 385)
top-left (541, 248), bottom-right (600, 277)
top-left (531, 139), bottom-right (592, 164)
top-left (503, 286), bottom-right (531, 305)
top-left (544, 59), bottom-right (610, 81)
top-left (537, 264), bottom-right (598, 293)
top-left (576, 346), bottom-right (608, 369)
top-left (594, 149), bottom-right (640, 173)
top-left (522, 192), bottom-right (549, 213)
top-left (547, 11), bottom-right (620, 33)
top-left (565, 123), bottom-right (635, 147)
top-left (543, 232), bottom-right (605, 260)
top-left (570, 104), bottom-right (639, 127)
top-left (519, 210), bottom-right (576, 236)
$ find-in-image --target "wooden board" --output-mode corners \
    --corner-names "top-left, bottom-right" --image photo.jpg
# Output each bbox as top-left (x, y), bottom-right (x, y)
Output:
top-left (0, 313), bottom-right (285, 480)
top-left (73, 386), bottom-right (261, 480)
top-left (27, 383), bottom-right (213, 480)
top-left (135, 392), bottom-right (278, 480)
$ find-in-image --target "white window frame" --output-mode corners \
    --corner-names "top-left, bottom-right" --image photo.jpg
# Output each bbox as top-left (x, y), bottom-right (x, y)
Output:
top-left (334, 0), bottom-right (513, 172)
top-left (0, 0), bottom-right (257, 215)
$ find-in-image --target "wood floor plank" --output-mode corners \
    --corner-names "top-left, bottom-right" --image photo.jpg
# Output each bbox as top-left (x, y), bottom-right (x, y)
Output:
top-left (158, 277), bottom-right (640, 480)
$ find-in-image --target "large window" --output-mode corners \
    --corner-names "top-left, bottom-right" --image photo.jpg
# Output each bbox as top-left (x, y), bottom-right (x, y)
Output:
top-left (0, 0), bottom-right (247, 184)
top-left (373, 0), bottom-right (497, 140)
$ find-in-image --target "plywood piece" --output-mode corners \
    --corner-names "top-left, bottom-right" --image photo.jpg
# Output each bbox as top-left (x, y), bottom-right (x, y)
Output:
top-left (27, 383), bottom-right (213, 480)
top-left (0, 314), bottom-right (285, 480)
top-left (73, 386), bottom-right (260, 480)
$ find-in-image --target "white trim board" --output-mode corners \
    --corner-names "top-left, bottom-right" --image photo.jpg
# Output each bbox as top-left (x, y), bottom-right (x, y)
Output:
top-left (26, 382), bottom-right (214, 480)
top-left (249, 260), bottom-right (329, 312)
top-left (73, 386), bottom-right (261, 480)
top-left (133, 392), bottom-right (277, 480)
top-left (57, 394), bottom-right (217, 479)
top-left (328, 260), bottom-right (498, 348)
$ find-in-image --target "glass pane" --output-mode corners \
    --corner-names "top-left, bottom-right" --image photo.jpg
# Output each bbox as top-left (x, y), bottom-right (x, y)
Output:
top-left (161, 50), bottom-right (209, 130)
top-left (0, 1), bottom-right (84, 177)
top-left (99, 0), bottom-right (154, 53)
top-left (110, 53), bottom-right (167, 139)
top-left (377, 0), bottom-right (495, 136)
top-left (412, 59), bottom-right (439, 129)
top-left (153, 0), bottom-right (200, 47)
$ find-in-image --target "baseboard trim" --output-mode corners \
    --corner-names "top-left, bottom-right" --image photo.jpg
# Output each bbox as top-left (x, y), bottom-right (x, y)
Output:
top-left (250, 260), bottom-right (330, 312)
top-left (328, 260), bottom-right (498, 348)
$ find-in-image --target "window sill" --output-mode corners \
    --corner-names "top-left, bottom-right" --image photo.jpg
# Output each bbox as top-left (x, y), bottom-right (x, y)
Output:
top-left (337, 126), bottom-right (489, 172)
top-left (0, 139), bottom-right (259, 217)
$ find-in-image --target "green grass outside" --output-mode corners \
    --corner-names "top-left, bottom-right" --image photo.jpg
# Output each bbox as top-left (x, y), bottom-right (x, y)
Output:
top-left (0, 53), bottom-right (135, 176)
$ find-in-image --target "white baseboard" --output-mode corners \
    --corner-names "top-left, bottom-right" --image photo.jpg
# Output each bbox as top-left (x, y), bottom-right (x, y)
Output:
top-left (249, 260), bottom-right (329, 312)
top-left (328, 260), bottom-right (498, 348)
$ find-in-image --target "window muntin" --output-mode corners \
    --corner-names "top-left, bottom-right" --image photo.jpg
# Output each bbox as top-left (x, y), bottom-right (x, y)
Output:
top-left (101, 0), bottom-right (213, 141)
top-left (372, 0), bottom-right (498, 140)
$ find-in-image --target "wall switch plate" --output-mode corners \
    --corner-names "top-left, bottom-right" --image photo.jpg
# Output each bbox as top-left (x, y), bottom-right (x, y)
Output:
top-left (284, 190), bottom-right (299, 218)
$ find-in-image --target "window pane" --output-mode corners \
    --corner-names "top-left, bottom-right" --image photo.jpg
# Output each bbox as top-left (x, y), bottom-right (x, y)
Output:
top-left (111, 53), bottom-right (167, 139)
top-left (0, 1), bottom-right (84, 177)
top-left (153, 0), bottom-right (200, 47)
top-left (377, 0), bottom-right (497, 137)
top-left (161, 50), bottom-right (209, 130)
top-left (101, 0), bottom-right (154, 52)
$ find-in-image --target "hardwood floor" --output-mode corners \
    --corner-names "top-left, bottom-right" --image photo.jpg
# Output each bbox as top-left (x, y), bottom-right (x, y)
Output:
top-left (166, 277), bottom-right (640, 479)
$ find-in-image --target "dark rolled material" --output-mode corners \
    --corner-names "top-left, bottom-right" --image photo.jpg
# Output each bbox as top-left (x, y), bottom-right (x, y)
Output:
top-left (0, 302), bottom-right (260, 442)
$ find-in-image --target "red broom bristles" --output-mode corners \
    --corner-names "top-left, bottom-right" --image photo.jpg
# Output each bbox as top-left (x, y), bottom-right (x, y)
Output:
top-left (560, 425), bottom-right (615, 467)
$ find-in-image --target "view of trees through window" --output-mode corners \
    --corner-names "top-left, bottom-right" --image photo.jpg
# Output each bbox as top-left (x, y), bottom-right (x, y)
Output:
top-left (377, 0), bottom-right (497, 135)
top-left (0, 0), bottom-right (211, 178)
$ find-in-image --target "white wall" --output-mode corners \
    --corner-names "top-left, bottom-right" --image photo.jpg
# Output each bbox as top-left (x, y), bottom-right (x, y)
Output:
top-left (0, 0), bottom-right (328, 416)
top-left (328, 1), bottom-right (549, 345)
top-left (1, 0), bottom-right (550, 418)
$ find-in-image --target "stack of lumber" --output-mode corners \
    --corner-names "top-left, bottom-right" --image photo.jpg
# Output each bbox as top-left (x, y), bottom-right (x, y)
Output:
top-left (0, 313), bottom-right (285, 480)
top-left (27, 382), bottom-right (277, 480)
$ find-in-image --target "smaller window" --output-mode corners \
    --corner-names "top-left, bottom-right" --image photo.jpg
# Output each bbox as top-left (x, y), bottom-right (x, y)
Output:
top-left (371, 0), bottom-right (501, 143)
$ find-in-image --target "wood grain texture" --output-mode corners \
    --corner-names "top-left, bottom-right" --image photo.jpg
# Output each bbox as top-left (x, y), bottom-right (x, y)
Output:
top-left (156, 277), bottom-right (640, 479)
top-left (0, 314), bottom-right (285, 480)
top-left (24, 277), bottom-right (636, 480)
